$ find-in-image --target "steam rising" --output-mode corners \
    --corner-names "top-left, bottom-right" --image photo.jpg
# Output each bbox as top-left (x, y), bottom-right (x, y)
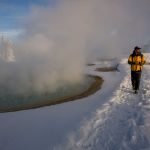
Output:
top-left (0, 0), bottom-right (150, 94)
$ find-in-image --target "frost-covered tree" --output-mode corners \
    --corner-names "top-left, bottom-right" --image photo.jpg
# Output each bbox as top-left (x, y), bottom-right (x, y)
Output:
top-left (0, 35), bottom-right (15, 62)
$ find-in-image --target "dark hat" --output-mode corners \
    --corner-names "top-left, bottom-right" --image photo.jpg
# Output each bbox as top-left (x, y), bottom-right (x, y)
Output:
top-left (134, 46), bottom-right (141, 50)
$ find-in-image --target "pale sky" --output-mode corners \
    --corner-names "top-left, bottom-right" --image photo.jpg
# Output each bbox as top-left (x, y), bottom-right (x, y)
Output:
top-left (0, 0), bottom-right (56, 37)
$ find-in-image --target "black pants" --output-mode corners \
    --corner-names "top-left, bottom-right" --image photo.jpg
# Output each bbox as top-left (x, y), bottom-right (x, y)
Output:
top-left (131, 71), bottom-right (141, 90)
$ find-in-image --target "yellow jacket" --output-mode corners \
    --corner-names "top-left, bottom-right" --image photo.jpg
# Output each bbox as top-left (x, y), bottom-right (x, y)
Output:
top-left (128, 54), bottom-right (146, 71)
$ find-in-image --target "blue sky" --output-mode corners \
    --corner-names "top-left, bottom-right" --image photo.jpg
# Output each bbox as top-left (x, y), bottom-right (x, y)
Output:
top-left (0, 0), bottom-right (56, 33)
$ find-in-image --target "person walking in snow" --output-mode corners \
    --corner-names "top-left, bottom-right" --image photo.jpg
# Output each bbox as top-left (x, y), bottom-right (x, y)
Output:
top-left (128, 46), bottom-right (146, 94)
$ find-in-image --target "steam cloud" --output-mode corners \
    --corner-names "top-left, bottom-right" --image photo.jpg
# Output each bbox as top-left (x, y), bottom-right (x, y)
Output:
top-left (0, 0), bottom-right (150, 94)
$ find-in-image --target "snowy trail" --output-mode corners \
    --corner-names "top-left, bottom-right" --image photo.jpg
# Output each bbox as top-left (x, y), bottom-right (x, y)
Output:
top-left (140, 64), bottom-right (150, 147)
top-left (57, 59), bottom-right (150, 150)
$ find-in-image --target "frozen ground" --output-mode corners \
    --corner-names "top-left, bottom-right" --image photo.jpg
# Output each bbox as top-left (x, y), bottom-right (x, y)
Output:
top-left (0, 54), bottom-right (150, 150)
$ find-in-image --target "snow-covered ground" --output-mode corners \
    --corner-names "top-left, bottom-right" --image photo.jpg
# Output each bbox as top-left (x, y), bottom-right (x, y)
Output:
top-left (0, 54), bottom-right (150, 150)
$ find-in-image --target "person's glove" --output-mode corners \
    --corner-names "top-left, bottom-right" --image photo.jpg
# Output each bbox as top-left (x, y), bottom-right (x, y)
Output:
top-left (132, 61), bottom-right (140, 65)
top-left (139, 62), bottom-right (143, 66)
